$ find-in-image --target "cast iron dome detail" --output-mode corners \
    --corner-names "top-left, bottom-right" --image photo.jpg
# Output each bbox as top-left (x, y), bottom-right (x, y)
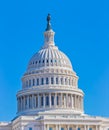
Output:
top-left (17, 15), bottom-right (84, 116)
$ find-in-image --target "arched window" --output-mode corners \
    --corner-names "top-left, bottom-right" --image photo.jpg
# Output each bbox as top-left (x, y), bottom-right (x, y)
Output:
top-left (36, 78), bottom-right (39, 85)
top-left (51, 77), bottom-right (54, 84)
top-left (51, 96), bottom-right (54, 105)
top-left (41, 96), bottom-right (43, 106)
top-left (46, 77), bottom-right (49, 84)
top-left (46, 96), bottom-right (49, 106)
top-left (33, 79), bottom-right (35, 86)
top-left (29, 80), bottom-right (31, 87)
top-left (56, 77), bottom-right (58, 84)
top-left (41, 78), bottom-right (44, 85)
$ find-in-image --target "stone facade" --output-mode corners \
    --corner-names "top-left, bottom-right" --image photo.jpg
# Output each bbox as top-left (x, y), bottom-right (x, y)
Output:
top-left (0, 14), bottom-right (109, 130)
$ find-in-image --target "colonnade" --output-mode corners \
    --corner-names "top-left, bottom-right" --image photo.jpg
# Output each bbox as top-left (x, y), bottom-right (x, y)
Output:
top-left (17, 93), bottom-right (83, 112)
top-left (23, 76), bottom-right (77, 88)
top-left (44, 124), bottom-right (100, 130)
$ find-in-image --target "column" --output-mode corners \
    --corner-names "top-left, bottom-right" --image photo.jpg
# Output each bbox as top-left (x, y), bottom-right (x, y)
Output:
top-left (59, 125), bottom-right (61, 130)
top-left (56, 125), bottom-right (58, 130)
top-left (43, 93), bottom-right (45, 108)
top-left (84, 125), bottom-right (87, 130)
top-left (44, 124), bottom-right (47, 130)
top-left (34, 95), bottom-right (36, 108)
top-left (67, 125), bottom-right (69, 130)
top-left (87, 125), bottom-right (89, 130)
top-left (21, 97), bottom-right (22, 111)
top-left (74, 95), bottom-right (76, 109)
top-left (66, 94), bottom-right (68, 108)
top-left (96, 125), bottom-right (99, 130)
top-left (27, 95), bottom-right (29, 109)
top-left (76, 125), bottom-right (78, 130)
top-left (55, 93), bottom-right (57, 107)
top-left (47, 124), bottom-right (49, 130)
top-left (60, 93), bottom-right (63, 107)
top-left (38, 93), bottom-right (40, 108)
top-left (32, 94), bottom-right (34, 108)
top-left (81, 97), bottom-right (84, 110)
top-left (49, 93), bottom-right (51, 108)
top-left (71, 95), bottom-right (74, 108)
top-left (23, 96), bottom-right (25, 110)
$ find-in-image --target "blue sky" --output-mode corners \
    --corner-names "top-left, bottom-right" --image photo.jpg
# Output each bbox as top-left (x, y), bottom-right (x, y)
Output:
top-left (0, 0), bottom-right (109, 121)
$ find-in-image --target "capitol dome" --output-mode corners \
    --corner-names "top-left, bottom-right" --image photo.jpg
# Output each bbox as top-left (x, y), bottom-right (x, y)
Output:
top-left (17, 14), bottom-right (84, 116)
top-left (27, 43), bottom-right (73, 72)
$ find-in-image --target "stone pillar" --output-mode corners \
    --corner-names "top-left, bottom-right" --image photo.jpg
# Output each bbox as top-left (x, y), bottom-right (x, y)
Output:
top-left (47, 124), bottom-right (49, 130)
top-left (71, 95), bottom-right (74, 108)
top-left (87, 125), bottom-right (89, 130)
top-left (81, 96), bottom-right (83, 111)
top-left (32, 94), bottom-right (34, 108)
top-left (38, 93), bottom-right (40, 108)
top-left (74, 95), bottom-right (76, 109)
top-left (34, 95), bottom-right (36, 108)
top-left (84, 125), bottom-right (87, 130)
top-left (66, 94), bottom-right (68, 108)
top-left (49, 93), bottom-right (51, 108)
top-left (59, 93), bottom-right (62, 107)
top-left (56, 125), bottom-right (58, 130)
top-left (44, 124), bottom-right (47, 130)
top-left (43, 93), bottom-right (45, 108)
top-left (55, 93), bottom-right (57, 107)
top-left (67, 125), bottom-right (69, 130)
top-left (27, 95), bottom-right (29, 109)
top-left (59, 125), bottom-right (61, 130)
top-left (23, 96), bottom-right (25, 110)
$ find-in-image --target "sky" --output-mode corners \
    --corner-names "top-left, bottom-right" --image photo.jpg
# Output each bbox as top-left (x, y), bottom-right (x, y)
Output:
top-left (0, 0), bottom-right (109, 121)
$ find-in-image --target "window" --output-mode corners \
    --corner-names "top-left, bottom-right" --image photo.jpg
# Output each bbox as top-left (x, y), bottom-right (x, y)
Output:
top-left (89, 128), bottom-right (92, 130)
top-left (61, 128), bottom-right (64, 130)
top-left (33, 79), bottom-right (35, 86)
top-left (51, 77), bottom-right (54, 84)
top-left (41, 96), bottom-right (43, 106)
top-left (78, 128), bottom-right (81, 130)
top-left (29, 80), bottom-right (31, 87)
top-left (51, 96), bottom-right (54, 105)
top-left (49, 128), bottom-right (52, 130)
top-left (69, 128), bottom-right (72, 130)
top-left (41, 78), bottom-right (44, 85)
top-left (46, 96), bottom-right (49, 106)
top-left (47, 59), bottom-right (48, 63)
top-left (29, 128), bottom-right (32, 130)
top-left (46, 77), bottom-right (49, 84)
top-left (37, 78), bottom-right (39, 85)
top-left (56, 77), bottom-right (58, 84)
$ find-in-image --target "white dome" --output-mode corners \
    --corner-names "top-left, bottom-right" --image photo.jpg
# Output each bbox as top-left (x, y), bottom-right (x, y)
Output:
top-left (27, 45), bottom-right (72, 71)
